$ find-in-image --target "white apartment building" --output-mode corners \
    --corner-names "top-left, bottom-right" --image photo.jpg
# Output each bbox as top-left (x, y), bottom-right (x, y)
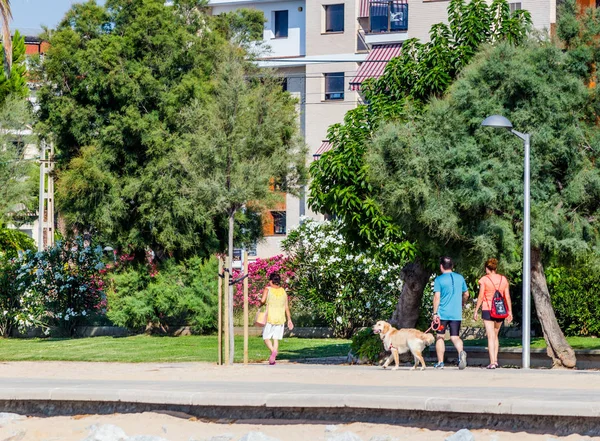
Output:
top-left (208, 0), bottom-right (556, 259)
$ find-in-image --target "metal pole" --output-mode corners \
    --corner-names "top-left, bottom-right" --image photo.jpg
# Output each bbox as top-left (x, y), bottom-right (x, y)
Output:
top-left (228, 214), bottom-right (235, 366)
top-left (218, 257), bottom-right (223, 365)
top-left (243, 250), bottom-right (249, 365)
top-left (37, 143), bottom-right (45, 252)
top-left (522, 133), bottom-right (531, 370)
top-left (47, 143), bottom-right (55, 248)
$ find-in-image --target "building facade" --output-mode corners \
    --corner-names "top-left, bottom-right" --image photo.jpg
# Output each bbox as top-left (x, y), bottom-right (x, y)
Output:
top-left (7, 31), bottom-right (51, 248)
top-left (208, 0), bottom-right (556, 259)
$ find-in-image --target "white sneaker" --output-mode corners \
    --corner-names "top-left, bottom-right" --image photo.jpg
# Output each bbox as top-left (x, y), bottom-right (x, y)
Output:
top-left (459, 351), bottom-right (467, 370)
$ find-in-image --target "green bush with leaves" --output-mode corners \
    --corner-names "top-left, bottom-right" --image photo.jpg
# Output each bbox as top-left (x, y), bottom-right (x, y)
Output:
top-left (0, 256), bottom-right (37, 337)
top-left (107, 257), bottom-right (218, 333)
top-left (350, 327), bottom-right (385, 364)
top-left (547, 266), bottom-right (600, 337)
top-left (0, 237), bottom-right (107, 337)
top-left (0, 227), bottom-right (34, 260)
top-left (19, 237), bottom-right (107, 335)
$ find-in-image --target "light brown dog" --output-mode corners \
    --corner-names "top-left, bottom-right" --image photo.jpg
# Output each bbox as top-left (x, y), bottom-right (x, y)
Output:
top-left (372, 320), bottom-right (435, 371)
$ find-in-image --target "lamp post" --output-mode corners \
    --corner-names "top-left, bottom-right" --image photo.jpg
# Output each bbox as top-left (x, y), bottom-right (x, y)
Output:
top-left (481, 115), bottom-right (530, 370)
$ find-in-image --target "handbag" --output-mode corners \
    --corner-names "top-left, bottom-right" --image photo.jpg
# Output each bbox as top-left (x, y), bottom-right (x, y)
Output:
top-left (254, 306), bottom-right (268, 327)
top-left (488, 276), bottom-right (509, 319)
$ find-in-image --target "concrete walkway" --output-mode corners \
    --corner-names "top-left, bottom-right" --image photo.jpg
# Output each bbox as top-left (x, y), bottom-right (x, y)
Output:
top-left (0, 361), bottom-right (597, 420)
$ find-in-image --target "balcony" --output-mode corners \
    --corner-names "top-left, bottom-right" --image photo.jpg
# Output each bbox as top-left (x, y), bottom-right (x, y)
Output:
top-left (359, 0), bottom-right (409, 45)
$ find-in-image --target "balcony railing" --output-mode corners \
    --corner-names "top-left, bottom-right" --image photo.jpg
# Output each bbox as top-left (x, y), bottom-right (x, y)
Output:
top-left (367, 0), bottom-right (408, 33)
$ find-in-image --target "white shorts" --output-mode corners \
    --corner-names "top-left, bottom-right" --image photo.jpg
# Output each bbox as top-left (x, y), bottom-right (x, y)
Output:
top-left (262, 323), bottom-right (284, 340)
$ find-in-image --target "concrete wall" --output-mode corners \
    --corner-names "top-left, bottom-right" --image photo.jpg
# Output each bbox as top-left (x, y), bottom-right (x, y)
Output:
top-left (304, 0), bottom-right (361, 154)
top-left (306, 0), bottom-right (360, 55)
top-left (522, 0), bottom-right (554, 34)
top-left (407, 0), bottom-right (450, 42)
top-left (210, 0), bottom-right (306, 57)
top-left (407, 0), bottom-right (555, 43)
top-left (255, 65), bottom-right (305, 259)
top-left (304, 61), bottom-right (359, 156)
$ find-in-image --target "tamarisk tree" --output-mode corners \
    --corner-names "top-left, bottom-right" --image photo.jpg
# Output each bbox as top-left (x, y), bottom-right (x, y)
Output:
top-left (177, 49), bottom-right (305, 362)
top-left (309, 0), bottom-right (531, 328)
top-left (369, 39), bottom-right (600, 368)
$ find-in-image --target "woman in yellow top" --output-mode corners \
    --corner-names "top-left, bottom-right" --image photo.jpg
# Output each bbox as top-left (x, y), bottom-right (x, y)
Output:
top-left (473, 258), bottom-right (513, 369)
top-left (260, 273), bottom-right (294, 365)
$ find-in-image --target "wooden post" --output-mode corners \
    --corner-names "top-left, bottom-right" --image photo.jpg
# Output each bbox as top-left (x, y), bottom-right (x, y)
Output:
top-left (243, 251), bottom-right (249, 365)
top-left (217, 257), bottom-right (223, 366)
top-left (224, 257), bottom-right (230, 365)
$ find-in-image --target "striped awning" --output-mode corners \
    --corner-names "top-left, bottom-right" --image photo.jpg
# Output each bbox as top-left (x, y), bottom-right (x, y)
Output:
top-left (350, 43), bottom-right (402, 91)
top-left (359, 0), bottom-right (370, 17)
top-left (313, 141), bottom-right (333, 159)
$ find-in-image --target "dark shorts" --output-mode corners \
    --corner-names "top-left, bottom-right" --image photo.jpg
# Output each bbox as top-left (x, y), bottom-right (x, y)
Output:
top-left (482, 310), bottom-right (504, 323)
top-left (437, 320), bottom-right (461, 336)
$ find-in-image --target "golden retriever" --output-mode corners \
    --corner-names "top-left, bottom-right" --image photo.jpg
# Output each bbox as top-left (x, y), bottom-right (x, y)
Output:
top-left (372, 320), bottom-right (435, 371)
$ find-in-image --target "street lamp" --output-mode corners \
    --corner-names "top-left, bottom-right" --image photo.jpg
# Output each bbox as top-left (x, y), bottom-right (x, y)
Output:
top-left (481, 115), bottom-right (531, 370)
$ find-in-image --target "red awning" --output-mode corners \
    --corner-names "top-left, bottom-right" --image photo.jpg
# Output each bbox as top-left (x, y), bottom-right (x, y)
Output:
top-left (313, 141), bottom-right (333, 159)
top-left (350, 43), bottom-right (402, 91)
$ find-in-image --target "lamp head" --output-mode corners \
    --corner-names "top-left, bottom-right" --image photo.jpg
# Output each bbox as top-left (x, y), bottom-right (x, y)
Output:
top-left (481, 115), bottom-right (513, 129)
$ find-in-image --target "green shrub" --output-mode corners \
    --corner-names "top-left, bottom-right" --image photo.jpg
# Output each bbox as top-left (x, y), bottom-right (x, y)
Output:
top-left (0, 237), bottom-right (106, 337)
top-left (350, 327), bottom-right (384, 364)
top-left (548, 266), bottom-right (600, 337)
top-left (0, 227), bottom-right (34, 259)
top-left (107, 256), bottom-right (218, 333)
top-left (0, 257), bottom-right (33, 337)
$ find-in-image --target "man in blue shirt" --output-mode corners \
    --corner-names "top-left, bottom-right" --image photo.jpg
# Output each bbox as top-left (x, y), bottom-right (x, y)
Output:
top-left (433, 256), bottom-right (469, 370)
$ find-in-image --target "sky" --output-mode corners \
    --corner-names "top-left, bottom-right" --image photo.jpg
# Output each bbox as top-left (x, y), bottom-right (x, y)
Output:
top-left (12, 0), bottom-right (105, 35)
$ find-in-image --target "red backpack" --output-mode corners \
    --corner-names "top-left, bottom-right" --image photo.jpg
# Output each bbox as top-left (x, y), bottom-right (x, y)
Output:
top-left (487, 276), bottom-right (509, 319)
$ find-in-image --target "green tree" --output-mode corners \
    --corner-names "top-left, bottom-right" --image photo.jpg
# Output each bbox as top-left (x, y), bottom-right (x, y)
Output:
top-left (0, 30), bottom-right (28, 104)
top-left (177, 48), bottom-right (305, 361)
top-left (0, 95), bottom-right (35, 223)
top-left (37, 0), bottom-right (268, 260)
top-left (368, 39), bottom-right (600, 368)
top-left (309, 0), bottom-right (531, 328)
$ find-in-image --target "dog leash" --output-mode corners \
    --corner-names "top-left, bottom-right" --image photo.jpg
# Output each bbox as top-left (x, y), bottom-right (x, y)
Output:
top-left (425, 315), bottom-right (441, 334)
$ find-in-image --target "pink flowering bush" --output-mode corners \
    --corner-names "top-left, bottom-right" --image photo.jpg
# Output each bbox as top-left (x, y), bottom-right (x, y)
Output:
top-left (232, 255), bottom-right (294, 308)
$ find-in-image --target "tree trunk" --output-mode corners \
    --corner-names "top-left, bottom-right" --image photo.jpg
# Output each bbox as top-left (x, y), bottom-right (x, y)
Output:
top-left (390, 260), bottom-right (430, 329)
top-left (531, 247), bottom-right (576, 368)
top-left (227, 208), bottom-right (235, 365)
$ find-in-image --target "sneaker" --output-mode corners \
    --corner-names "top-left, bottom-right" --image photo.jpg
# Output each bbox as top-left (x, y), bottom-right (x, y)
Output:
top-left (459, 351), bottom-right (467, 370)
top-left (433, 362), bottom-right (444, 369)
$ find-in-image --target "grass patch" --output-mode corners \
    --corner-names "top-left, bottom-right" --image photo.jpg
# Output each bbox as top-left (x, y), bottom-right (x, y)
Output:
top-left (0, 335), bottom-right (351, 363)
top-left (457, 336), bottom-right (600, 350)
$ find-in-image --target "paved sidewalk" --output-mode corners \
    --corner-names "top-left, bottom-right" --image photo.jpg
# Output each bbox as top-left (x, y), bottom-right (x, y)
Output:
top-left (0, 361), bottom-right (598, 418)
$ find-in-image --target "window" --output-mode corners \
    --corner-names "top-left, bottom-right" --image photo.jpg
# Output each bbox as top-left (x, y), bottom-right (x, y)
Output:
top-left (272, 211), bottom-right (286, 235)
top-left (274, 10), bottom-right (288, 38)
top-left (370, 1), bottom-right (408, 33)
top-left (282, 77), bottom-right (288, 92)
top-left (325, 4), bottom-right (344, 33)
top-left (324, 72), bottom-right (345, 100)
top-left (247, 243), bottom-right (257, 257)
top-left (509, 2), bottom-right (522, 13)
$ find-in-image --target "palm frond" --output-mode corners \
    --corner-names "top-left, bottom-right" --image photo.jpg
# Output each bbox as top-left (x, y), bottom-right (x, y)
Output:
top-left (0, 0), bottom-right (12, 71)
